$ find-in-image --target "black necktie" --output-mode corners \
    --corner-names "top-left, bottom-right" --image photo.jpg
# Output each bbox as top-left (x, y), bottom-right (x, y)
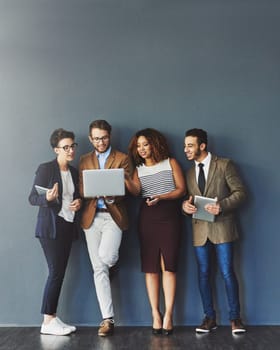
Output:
top-left (198, 163), bottom-right (205, 194)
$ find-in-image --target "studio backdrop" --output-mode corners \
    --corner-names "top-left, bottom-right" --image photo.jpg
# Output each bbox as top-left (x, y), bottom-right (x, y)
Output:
top-left (0, 0), bottom-right (279, 326)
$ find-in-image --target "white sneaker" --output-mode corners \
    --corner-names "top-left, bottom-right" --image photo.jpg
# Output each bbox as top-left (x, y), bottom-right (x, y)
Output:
top-left (56, 317), bottom-right (76, 333)
top-left (40, 317), bottom-right (72, 336)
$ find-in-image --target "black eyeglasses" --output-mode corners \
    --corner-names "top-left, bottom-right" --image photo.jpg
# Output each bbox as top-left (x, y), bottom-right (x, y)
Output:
top-left (57, 143), bottom-right (78, 152)
top-left (91, 135), bottom-right (110, 143)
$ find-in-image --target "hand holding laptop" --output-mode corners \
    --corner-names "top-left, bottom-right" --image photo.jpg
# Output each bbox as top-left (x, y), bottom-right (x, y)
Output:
top-left (104, 196), bottom-right (115, 204)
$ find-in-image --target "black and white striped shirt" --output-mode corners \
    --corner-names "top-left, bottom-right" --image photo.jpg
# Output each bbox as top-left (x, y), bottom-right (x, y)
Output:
top-left (137, 158), bottom-right (175, 198)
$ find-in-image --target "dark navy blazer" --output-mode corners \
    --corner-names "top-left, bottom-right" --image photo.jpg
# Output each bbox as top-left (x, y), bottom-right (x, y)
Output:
top-left (28, 159), bottom-right (81, 239)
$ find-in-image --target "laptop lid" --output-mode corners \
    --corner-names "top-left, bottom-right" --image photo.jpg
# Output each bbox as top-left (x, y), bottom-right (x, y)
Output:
top-left (82, 168), bottom-right (125, 197)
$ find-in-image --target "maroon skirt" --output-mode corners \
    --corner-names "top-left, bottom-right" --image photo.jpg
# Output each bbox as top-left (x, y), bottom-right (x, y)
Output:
top-left (138, 199), bottom-right (182, 273)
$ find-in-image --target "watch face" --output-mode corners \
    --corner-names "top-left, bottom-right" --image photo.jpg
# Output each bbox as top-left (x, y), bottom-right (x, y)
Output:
top-left (105, 198), bottom-right (114, 204)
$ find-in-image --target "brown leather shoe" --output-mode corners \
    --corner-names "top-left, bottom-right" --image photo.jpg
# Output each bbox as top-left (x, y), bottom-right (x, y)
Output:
top-left (196, 317), bottom-right (217, 333)
top-left (231, 318), bottom-right (246, 334)
top-left (98, 319), bottom-right (114, 337)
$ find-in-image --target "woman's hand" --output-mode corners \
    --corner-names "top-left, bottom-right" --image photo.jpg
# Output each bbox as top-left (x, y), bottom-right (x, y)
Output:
top-left (46, 183), bottom-right (59, 202)
top-left (146, 196), bottom-right (160, 206)
top-left (69, 198), bottom-right (82, 212)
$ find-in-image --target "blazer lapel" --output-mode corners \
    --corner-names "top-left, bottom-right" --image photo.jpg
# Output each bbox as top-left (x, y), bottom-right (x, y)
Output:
top-left (204, 155), bottom-right (217, 194)
top-left (52, 160), bottom-right (63, 208)
top-left (105, 149), bottom-right (116, 169)
top-left (90, 152), bottom-right (100, 169)
top-left (189, 166), bottom-right (201, 194)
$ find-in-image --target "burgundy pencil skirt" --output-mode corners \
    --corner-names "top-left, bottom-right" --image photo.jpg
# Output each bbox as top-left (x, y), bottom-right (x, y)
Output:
top-left (138, 199), bottom-right (182, 273)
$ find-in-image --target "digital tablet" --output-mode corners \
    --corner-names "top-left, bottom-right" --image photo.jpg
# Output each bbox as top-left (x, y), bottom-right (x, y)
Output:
top-left (35, 185), bottom-right (49, 195)
top-left (193, 195), bottom-right (216, 222)
top-left (82, 168), bottom-right (125, 197)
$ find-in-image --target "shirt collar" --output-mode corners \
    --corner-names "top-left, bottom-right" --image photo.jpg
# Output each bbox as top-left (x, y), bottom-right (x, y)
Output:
top-left (195, 152), bottom-right (212, 168)
top-left (95, 146), bottom-right (111, 160)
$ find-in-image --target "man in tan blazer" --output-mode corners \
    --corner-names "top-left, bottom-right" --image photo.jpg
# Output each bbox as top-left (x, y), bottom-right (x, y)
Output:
top-left (79, 120), bottom-right (129, 337)
top-left (182, 128), bottom-right (246, 335)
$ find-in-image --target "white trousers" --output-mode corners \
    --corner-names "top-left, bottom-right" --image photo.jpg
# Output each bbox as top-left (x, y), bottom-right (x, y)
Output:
top-left (84, 212), bottom-right (122, 319)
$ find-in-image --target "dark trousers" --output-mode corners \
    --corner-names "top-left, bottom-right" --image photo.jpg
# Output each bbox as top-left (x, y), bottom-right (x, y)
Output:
top-left (39, 216), bottom-right (74, 315)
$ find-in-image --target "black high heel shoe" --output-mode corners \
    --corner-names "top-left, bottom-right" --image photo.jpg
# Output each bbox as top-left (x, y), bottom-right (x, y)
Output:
top-left (162, 328), bottom-right (173, 336)
top-left (152, 313), bottom-right (163, 335)
top-left (162, 315), bottom-right (173, 335)
top-left (152, 327), bottom-right (162, 335)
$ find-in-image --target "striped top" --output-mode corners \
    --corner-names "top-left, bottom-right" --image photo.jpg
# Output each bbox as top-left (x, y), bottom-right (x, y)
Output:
top-left (137, 158), bottom-right (176, 198)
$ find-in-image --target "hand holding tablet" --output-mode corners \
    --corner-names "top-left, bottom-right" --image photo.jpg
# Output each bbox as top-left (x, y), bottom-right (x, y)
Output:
top-left (193, 195), bottom-right (217, 222)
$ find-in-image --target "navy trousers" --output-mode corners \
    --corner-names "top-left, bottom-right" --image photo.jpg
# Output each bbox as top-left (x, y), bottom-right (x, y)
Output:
top-left (39, 216), bottom-right (74, 315)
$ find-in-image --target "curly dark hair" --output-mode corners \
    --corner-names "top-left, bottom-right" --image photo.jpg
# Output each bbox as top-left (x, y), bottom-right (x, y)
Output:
top-left (128, 128), bottom-right (170, 166)
top-left (50, 128), bottom-right (75, 148)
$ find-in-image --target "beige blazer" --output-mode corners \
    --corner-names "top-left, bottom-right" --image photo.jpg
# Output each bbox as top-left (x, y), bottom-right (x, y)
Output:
top-left (185, 154), bottom-right (246, 246)
top-left (79, 149), bottom-right (129, 231)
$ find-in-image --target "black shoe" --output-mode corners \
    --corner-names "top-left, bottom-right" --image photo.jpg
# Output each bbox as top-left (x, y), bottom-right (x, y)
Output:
top-left (152, 327), bottom-right (162, 335)
top-left (162, 328), bottom-right (173, 336)
top-left (152, 312), bottom-right (163, 335)
top-left (196, 317), bottom-right (217, 333)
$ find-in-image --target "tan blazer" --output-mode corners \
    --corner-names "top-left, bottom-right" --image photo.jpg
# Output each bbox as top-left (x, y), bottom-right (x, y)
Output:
top-left (186, 154), bottom-right (246, 246)
top-left (79, 149), bottom-right (129, 231)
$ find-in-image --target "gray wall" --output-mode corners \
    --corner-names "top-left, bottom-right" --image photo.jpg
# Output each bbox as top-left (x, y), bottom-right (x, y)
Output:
top-left (0, 0), bottom-right (279, 326)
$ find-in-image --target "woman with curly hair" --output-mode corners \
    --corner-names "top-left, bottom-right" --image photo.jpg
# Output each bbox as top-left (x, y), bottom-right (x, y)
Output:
top-left (126, 128), bottom-right (186, 335)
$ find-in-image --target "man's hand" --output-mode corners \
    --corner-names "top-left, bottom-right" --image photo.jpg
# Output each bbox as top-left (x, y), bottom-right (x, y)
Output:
top-left (182, 195), bottom-right (197, 214)
top-left (104, 196), bottom-right (115, 205)
top-left (205, 198), bottom-right (221, 216)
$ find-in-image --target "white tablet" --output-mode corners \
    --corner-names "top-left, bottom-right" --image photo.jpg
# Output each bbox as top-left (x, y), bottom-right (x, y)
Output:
top-left (35, 185), bottom-right (49, 195)
top-left (82, 168), bottom-right (125, 197)
top-left (193, 195), bottom-right (216, 222)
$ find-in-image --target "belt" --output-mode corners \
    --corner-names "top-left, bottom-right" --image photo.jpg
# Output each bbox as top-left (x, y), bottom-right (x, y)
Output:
top-left (96, 208), bottom-right (109, 213)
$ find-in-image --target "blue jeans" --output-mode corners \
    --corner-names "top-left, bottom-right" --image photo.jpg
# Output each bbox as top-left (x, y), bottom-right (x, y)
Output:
top-left (194, 240), bottom-right (240, 320)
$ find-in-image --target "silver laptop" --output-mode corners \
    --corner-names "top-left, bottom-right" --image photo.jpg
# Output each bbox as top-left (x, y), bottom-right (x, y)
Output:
top-left (82, 168), bottom-right (125, 197)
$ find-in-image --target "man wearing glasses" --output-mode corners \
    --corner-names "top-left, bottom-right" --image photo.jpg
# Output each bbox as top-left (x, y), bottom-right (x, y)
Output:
top-left (79, 120), bottom-right (129, 336)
